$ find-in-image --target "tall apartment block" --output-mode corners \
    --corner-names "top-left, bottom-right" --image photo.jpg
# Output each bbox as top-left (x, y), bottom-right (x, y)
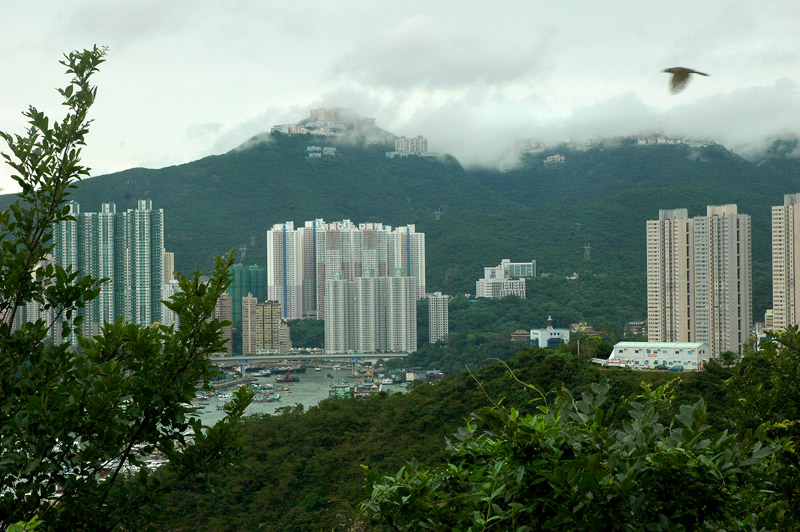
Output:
top-left (646, 205), bottom-right (752, 357)
top-left (212, 292), bottom-right (233, 355)
top-left (324, 271), bottom-right (417, 354)
top-left (227, 263), bottom-right (266, 325)
top-left (428, 292), bottom-right (450, 343)
top-left (52, 200), bottom-right (167, 337)
top-left (770, 193), bottom-right (800, 330)
top-left (267, 219), bottom-right (425, 320)
top-left (241, 294), bottom-right (282, 355)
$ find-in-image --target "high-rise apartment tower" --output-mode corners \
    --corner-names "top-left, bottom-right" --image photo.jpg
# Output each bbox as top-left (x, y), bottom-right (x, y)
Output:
top-left (646, 204), bottom-right (752, 357)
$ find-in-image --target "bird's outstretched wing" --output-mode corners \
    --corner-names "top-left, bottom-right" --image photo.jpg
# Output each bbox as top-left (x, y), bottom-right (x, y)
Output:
top-left (664, 67), bottom-right (709, 94)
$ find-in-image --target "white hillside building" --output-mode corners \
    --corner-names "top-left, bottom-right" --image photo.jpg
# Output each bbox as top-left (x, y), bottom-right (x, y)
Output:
top-left (607, 342), bottom-right (709, 370)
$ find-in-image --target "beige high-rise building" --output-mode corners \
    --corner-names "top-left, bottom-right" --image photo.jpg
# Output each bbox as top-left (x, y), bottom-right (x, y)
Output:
top-left (646, 205), bottom-right (752, 357)
top-left (324, 271), bottom-right (417, 354)
top-left (241, 293), bottom-right (282, 355)
top-left (212, 292), bottom-right (233, 356)
top-left (428, 292), bottom-right (450, 343)
top-left (771, 193), bottom-right (800, 331)
top-left (163, 251), bottom-right (175, 282)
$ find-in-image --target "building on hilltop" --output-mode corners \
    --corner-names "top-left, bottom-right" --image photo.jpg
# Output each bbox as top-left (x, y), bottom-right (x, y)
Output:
top-left (646, 204), bottom-right (752, 357)
top-left (475, 259), bottom-right (533, 299)
top-left (270, 123), bottom-right (309, 135)
top-left (304, 146), bottom-right (338, 158)
top-left (385, 135), bottom-right (440, 159)
top-left (427, 292), bottom-right (450, 343)
top-left (394, 135), bottom-right (428, 153)
top-left (544, 154), bottom-right (566, 166)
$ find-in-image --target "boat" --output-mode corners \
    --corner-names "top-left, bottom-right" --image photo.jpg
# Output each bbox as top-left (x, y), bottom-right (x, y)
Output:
top-left (254, 392), bottom-right (282, 403)
top-left (275, 369), bottom-right (299, 383)
top-left (333, 365), bottom-right (341, 370)
top-left (326, 373), bottom-right (334, 379)
top-left (314, 367), bottom-right (321, 372)
top-left (275, 386), bottom-right (291, 392)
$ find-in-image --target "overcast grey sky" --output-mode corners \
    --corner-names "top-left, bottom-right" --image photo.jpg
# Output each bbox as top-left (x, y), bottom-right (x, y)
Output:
top-left (1, 0), bottom-right (798, 192)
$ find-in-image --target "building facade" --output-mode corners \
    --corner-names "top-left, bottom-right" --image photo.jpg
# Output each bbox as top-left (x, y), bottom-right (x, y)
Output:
top-left (227, 263), bottom-right (266, 326)
top-left (530, 313), bottom-right (570, 347)
top-left (475, 259), bottom-right (532, 299)
top-left (607, 342), bottom-right (709, 370)
top-left (241, 294), bottom-right (282, 355)
top-left (771, 193), bottom-right (800, 331)
top-left (212, 292), bottom-right (233, 355)
top-left (427, 292), bottom-right (450, 343)
top-left (267, 219), bottom-right (425, 320)
top-left (51, 200), bottom-right (167, 338)
top-left (646, 205), bottom-right (752, 357)
top-left (324, 272), bottom-right (417, 354)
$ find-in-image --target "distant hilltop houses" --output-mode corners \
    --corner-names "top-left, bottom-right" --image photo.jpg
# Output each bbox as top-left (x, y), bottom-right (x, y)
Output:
top-left (270, 107), bottom-right (439, 158)
top-left (514, 134), bottom-right (714, 156)
top-left (305, 146), bottom-right (337, 158)
top-left (543, 154), bottom-right (565, 166)
top-left (385, 135), bottom-right (438, 159)
top-left (271, 107), bottom-right (392, 145)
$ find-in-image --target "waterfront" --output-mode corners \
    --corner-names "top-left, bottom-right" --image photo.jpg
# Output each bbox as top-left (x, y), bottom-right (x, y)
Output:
top-left (194, 367), bottom-right (404, 425)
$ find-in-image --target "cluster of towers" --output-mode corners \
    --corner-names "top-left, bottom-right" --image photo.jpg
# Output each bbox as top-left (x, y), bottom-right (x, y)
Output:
top-left (646, 194), bottom-right (800, 357)
top-left (40, 200), bottom-right (169, 343)
top-left (267, 219), bottom-right (425, 354)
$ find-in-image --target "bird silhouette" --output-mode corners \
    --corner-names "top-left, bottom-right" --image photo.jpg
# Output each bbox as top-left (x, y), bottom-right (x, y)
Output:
top-left (663, 67), bottom-right (709, 94)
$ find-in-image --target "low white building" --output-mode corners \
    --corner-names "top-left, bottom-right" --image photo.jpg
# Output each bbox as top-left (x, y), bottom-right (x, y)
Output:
top-left (607, 342), bottom-right (709, 370)
top-left (530, 313), bottom-right (569, 347)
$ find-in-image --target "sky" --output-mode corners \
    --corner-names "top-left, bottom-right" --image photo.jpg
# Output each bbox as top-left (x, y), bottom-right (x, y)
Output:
top-left (1, 0), bottom-right (799, 192)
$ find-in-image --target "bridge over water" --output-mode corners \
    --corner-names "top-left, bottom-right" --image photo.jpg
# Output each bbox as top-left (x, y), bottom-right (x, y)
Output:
top-left (209, 352), bottom-right (409, 374)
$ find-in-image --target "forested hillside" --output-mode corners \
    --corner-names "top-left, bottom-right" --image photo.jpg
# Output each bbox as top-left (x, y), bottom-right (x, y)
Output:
top-left (156, 345), bottom-right (741, 531)
top-left (2, 132), bottom-right (797, 330)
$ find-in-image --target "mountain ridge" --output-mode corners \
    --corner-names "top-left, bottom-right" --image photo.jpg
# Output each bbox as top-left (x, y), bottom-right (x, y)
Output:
top-left (2, 132), bottom-right (797, 329)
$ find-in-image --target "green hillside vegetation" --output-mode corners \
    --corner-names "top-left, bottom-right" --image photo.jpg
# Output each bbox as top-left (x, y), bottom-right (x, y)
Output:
top-left (156, 343), bottom-right (764, 531)
top-left (1, 132), bottom-right (796, 334)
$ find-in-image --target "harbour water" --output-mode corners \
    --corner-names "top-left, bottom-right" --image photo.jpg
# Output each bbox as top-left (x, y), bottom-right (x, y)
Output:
top-left (193, 367), bottom-right (403, 425)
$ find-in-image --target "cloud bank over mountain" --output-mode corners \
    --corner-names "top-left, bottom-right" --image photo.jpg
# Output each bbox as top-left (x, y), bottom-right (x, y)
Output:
top-left (1, 1), bottom-right (798, 189)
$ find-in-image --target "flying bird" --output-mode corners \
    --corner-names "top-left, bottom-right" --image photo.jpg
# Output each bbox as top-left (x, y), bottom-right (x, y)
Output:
top-left (663, 67), bottom-right (709, 94)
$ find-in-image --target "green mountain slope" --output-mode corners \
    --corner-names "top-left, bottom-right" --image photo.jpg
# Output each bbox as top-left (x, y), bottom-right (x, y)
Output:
top-left (2, 133), bottom-right (797, 330)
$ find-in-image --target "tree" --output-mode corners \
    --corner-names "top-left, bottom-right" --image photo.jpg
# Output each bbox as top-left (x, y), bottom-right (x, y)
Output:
top-left (727, 327), bottom-right (800, 526)
top-left (361, 380), bottom-right (777, 531)
top-left (0, 47), bottom-right (253, 530)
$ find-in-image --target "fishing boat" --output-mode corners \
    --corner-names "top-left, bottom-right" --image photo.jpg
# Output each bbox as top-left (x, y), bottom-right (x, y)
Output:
top-left (275, 369), bottom-right (299, 383)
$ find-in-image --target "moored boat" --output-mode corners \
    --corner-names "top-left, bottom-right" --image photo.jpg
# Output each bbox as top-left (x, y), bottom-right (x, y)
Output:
top-left (275, 369), bottom-right (300, 383)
